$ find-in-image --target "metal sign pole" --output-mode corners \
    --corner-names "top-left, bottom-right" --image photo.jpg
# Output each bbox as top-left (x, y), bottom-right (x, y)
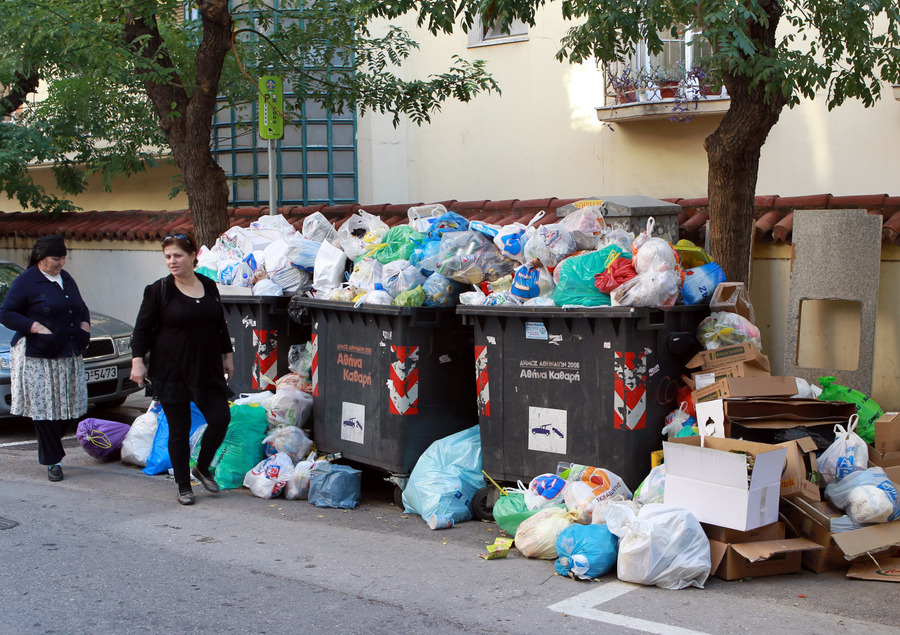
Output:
top-left (258, 75), bottom-right (284, 216)
top-left (268, 139), bottom-right (277, 216)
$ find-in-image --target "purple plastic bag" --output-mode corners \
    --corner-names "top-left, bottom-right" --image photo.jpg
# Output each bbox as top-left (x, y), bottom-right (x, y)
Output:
top-left (76, 418), bottom-right (131, 461)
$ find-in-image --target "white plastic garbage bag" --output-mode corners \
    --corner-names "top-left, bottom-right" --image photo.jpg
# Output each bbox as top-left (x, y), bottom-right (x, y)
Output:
top-left (263, 426), bottom-right (313, 463)
top-left (284, 454), bottom-right (318, 500)
top-left (825, 466), bottom-right (900, 524)
top-left (243, 452), bottom-right (294, 499)
top-left (605, 503), bottom-right (710, 590)
top-left (818, 415), bottom-right (869, 485)
top-left (523, 473), bottom-right (567, 511)
top-left (266, 387), bottom-right (313, 428)
top-left (121, 402), bottom-right (161, 467)
top-left (302, 211), bottom-right (337, 244)
top-left (313, 240), bottom-right (348, 292)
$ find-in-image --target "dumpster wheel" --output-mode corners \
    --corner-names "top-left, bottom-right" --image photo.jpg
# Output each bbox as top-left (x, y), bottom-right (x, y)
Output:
top-left (471, 487), bottom-right (496, 522)
top-left (393, 484), bottom-right (404, 509)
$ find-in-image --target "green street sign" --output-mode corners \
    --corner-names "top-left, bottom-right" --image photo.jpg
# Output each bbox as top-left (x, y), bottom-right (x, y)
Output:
top-left (259, 75), bottom-right (284, 140)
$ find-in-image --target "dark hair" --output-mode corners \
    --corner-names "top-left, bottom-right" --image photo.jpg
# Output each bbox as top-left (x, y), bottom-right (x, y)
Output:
top-left (28, 235), bottom-right (67, 268)
top-left (161, 233), bottom-right (199, 267)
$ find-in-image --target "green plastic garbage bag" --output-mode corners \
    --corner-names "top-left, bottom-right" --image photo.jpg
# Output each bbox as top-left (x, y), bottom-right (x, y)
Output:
top-left (212, 403), bottom-right (269, 489)
top-left (493, 491), bottom-right (564, 536)
top-left (552, 245), bottom-right (624, 307)
top-left (375, 226), bottom-right (426, 264)
top-left (393, 285), bottom-right (426, 307)
top-left (817, 376), bottom-right (882, 444)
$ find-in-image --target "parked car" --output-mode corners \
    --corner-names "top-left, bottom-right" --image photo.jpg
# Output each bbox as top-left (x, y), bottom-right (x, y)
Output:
top-left (0, 261), bottom-right (140, 416)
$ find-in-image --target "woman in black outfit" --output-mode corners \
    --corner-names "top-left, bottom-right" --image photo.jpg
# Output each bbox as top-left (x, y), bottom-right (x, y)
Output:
top-left (130, 233), bottom-right (234, 505)
top-left (0, 235), bottom-right (91, 481)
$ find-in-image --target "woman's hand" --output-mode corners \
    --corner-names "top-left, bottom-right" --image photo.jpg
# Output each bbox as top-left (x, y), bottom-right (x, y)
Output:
top-left (80, 321), bottom-right (90, 333)
top-left (223, 352), bottom-right (234, 383)
top-left (30, 321), bottom-right (52, 335)
top-left (130, 357), bottom-right (148, 387)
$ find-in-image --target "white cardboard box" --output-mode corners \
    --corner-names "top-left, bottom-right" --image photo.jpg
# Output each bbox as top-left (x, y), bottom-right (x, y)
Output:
top-left (664, 436), bottom-right (787, 531)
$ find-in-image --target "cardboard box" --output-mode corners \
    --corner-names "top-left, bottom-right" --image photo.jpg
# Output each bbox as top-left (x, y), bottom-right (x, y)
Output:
top-left (778, 436), bottom-right (821, 501)
top-left (664, 436), bottom-right (787, 531)
top-left (686, 343), bottom-right (771, 373)
top-left (705, 521), bottom-right (823, 580)
top-left (692, 362), bottom-right (771, 388)
top-left (216, 283), bottom-right (252, 296)
top-left (692, 376), bottom-right (799, 404)
top-left (709, 282), bottom-right (755, 322)
top-left (869, 413), bottom-right (900, 468)
top-left (780, 496), bottom-right (900, 573)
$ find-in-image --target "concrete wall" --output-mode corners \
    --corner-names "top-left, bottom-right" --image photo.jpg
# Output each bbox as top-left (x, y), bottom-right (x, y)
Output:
top-left (0, 244), bottom-right (164, 326)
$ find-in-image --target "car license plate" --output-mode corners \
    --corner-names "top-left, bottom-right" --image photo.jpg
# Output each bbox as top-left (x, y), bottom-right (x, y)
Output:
top-left (86, 366), bottom-right (117, 384)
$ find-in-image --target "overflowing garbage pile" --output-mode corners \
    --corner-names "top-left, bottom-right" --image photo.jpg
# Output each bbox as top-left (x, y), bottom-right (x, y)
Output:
top-left (202, 203), bottom-right (729, 309)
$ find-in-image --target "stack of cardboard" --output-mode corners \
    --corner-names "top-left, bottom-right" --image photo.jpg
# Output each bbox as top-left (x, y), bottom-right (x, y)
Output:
top-left (662, 344), bottom-right (900, 580)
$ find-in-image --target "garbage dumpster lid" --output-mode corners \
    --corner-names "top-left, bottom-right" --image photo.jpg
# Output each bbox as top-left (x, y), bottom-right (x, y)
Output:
top-left (456, 304), bottom-right (708, 319)
top-left (294, 296), bottom-right (456, 317)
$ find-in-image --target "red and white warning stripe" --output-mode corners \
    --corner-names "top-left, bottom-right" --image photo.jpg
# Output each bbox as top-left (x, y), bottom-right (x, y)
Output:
top-left (252, 329), bottom-right (278, 390)
top-left (613, 350), bottom-right (647, 430)
top-left (388, 345), bottom-right (419, 415)
top-left (310, 333), bottom-right (319, 396)
top-left (475, 345), bottom-right (490, 417)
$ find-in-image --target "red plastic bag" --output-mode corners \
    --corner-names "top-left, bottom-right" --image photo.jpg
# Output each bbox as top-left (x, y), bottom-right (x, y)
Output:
top-left (594, 256), bottom-right (637, 293)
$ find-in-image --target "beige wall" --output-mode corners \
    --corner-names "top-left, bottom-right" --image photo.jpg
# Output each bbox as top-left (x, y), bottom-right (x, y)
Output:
top-left (358, 10), bottom-right (900, 205)
top-left (6, 161), bottom-right (189, 213)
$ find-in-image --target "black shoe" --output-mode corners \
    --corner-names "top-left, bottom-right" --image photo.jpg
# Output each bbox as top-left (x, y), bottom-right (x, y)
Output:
top-left (191, 467), bottom-right (220, 494)
top-left (177, 488), bottom-right (195, 506)
top-left (48, 464), bottom-right (63, 482)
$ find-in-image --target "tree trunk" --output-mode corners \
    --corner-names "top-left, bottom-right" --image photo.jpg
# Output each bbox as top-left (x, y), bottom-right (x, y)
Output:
top-left (124, 2), bottom-right (233, 248)
top-left (703, 2), bottom-right (787, 288)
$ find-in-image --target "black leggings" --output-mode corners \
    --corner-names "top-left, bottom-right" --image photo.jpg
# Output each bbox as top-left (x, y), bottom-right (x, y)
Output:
top-left (161, 393), bottom-right (231, 488)
top-left (33, 418), bottom-right (75, 465)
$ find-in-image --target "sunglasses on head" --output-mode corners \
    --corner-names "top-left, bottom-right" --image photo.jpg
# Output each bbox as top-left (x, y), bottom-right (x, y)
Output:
top-left (164, 233), bottom-right (188, 241)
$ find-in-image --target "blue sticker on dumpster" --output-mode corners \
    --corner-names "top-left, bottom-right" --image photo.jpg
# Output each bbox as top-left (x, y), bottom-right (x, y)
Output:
top-left (525, 322), bottom-right (548, 340)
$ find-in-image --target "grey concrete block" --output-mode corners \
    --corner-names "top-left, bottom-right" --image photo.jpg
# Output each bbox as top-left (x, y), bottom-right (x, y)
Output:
top-left (783, 209), bottom-right (882, 395)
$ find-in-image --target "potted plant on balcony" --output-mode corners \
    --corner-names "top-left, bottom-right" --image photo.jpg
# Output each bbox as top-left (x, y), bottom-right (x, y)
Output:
top-left (650, 63), bottom-right (684, 99)
top-left (608, 67), bottom-right (648, 104)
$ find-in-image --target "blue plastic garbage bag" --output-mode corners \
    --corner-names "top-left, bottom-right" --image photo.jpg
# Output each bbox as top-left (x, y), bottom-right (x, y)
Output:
top-left (555, 523), bottom-right (619, 580)
top-left (681, 262), bottom-right (726, 305)
top-left (402, 425), bottom-right (485, 524)
top-left (142, 403), bottom-right (207, 475)
top-left (308, 463), bottom-right (362, 509)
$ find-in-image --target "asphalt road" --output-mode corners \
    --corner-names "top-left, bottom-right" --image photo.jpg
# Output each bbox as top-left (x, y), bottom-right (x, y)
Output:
top-left (1, 395), bottom-right (898, 635)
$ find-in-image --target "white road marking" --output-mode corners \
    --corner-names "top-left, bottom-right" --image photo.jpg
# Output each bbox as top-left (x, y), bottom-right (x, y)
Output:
top-left (0, 434), bottom-right (77, 448)
top-left (548, 580), bottom-right (713, 635)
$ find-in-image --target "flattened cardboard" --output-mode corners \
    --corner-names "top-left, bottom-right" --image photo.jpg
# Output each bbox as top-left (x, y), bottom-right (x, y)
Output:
top-left (722, 398), bottom-right (856, 443)
top-left (686, 343), bottom-right (771, 373)
top-left (664, 437), bottom-right (787, 531)
top-left (692, 376), bottom-right (799, 404)
top-left (846, 557), bottom-right (900, 582)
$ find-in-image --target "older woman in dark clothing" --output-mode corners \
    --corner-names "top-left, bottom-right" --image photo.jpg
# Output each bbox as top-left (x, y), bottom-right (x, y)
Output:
top-left (130, 233), bottom-right (234, 505)
top-left (0, 235), bottom-right (91, 481)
